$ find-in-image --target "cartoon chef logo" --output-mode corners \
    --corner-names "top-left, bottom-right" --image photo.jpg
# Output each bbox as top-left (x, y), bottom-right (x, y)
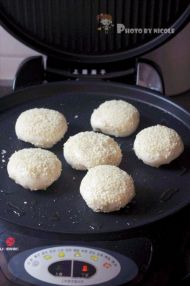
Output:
top-left (97, 13), bottom-right (114, 34)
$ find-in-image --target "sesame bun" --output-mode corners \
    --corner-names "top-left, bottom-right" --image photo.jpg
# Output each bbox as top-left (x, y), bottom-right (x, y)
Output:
top-left (7, 148), bottom-right (62, 191)
top-left (134, 125), bottom-right (184, 168)
top-left (15, 108), bottom-right (68, 148)
top-left (63, 131), bottom-right (122, 170)
top-left (80, 165), bottom-right (135, 213)
top-left (91, 100), bottom-right (140, 137)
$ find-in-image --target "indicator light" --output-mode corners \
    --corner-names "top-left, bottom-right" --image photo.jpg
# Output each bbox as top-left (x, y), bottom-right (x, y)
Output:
top-left (103, 262), bottom-right (112, 269)
top-left (74, 251), bottom-right (81, 257)
top-left (5, 236), bottom-right (15, 247)
top-left (43, 255), bottom-right (52, 260)
top-left (90, 255), bottom-right (99, 262)
top-left (82, 265), bottom-right (88, 272)
top-left (32, 260), bottom-right (39, 267)
top-left (58, 252), bottom-right (65, 258)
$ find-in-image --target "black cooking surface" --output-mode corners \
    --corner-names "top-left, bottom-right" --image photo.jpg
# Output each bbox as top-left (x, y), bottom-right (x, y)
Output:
top-left (0, 81), bottom-right (189, 234)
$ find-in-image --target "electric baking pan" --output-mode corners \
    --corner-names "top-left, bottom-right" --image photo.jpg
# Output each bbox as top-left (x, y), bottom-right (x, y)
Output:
top-left (0, 2), bottom-right (190, 286)
top-left (0, 81), bottom-right (189, 236)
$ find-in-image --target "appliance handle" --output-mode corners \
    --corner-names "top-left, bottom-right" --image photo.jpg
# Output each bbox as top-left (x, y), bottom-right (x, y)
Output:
top-left (13, 56), bottom-right (44, 91)
top-left (136, 59), bottom-right (165, 95)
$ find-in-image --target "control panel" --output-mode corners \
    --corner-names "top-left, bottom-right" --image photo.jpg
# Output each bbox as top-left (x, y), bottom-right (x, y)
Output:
top-left (8, 245), bottom-right (139, 286)
top-left (24, 246), bottom-right (121, 285)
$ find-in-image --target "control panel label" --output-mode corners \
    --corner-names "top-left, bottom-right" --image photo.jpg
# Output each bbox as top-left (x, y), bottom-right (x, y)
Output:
top-left (24, 246), bottom-right (121, 285)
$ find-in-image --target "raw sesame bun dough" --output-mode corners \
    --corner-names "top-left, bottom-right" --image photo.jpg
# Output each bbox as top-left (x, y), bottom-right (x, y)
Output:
top-left (80, 165), bottom-right (135, 213)
top-left (64, 131), bottom-right (122, 170)
top-left (134, 125), bottom-right (184, 168)
top-left (91, 100), bottom-right (140, 137)
top-left (7, 148), bottom-right (62, 191)
top-left (15, 108), bottom-right (68, 148)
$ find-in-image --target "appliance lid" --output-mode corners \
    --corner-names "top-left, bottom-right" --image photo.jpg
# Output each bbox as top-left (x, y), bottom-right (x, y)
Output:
top-left (0, 0), bottom-right (189, 64)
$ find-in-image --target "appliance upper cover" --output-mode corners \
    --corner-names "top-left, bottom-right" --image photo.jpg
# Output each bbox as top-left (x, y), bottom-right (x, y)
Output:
top-left (0, 0), bottom-right (189, 63)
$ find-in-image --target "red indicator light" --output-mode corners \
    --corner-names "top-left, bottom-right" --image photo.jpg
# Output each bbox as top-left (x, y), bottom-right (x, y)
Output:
top-left (5, 237), bottom-right (15, 247)
top-left (82, 265), bottom-right (88, 272)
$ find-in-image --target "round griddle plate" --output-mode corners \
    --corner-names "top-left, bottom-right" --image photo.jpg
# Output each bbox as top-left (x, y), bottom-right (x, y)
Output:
top-left (0, 81), bottom-right (189, 235)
